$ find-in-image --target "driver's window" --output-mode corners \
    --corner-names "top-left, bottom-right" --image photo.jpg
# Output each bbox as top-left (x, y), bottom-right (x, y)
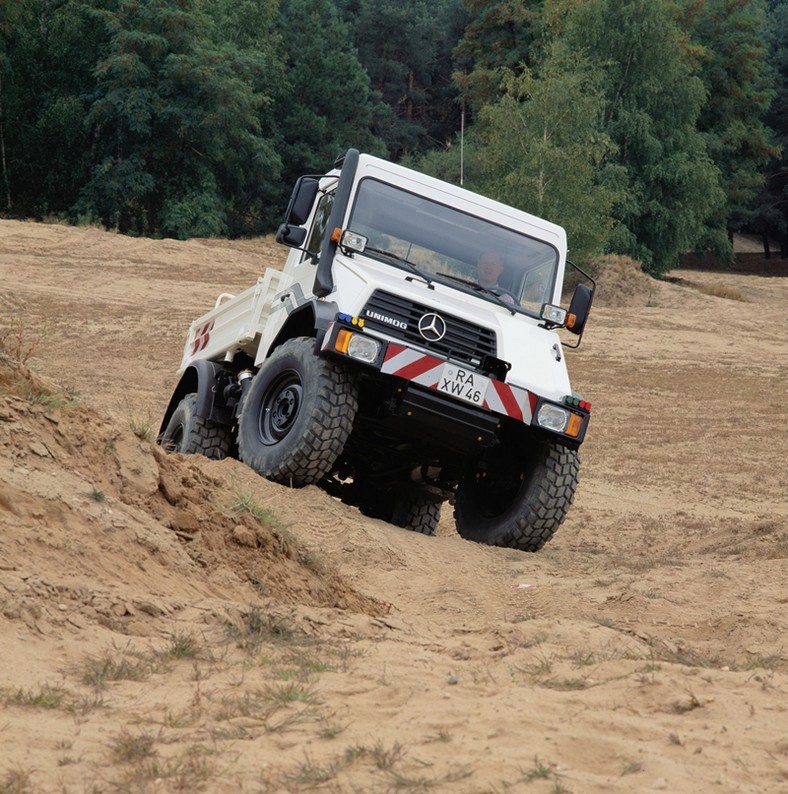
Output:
top-left (302, 191), bottom-right (335, 262)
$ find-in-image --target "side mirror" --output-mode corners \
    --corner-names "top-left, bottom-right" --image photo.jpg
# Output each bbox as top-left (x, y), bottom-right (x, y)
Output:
top-left (566, 283), bottom-right (593, 336)
top-left (284, 176), bottom-right (319, 226)
top-left (275, 224), bottom-right (308, 247)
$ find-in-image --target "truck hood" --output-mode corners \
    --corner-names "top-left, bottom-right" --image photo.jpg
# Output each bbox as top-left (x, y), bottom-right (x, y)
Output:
top-left (328, 254), bottom-right (572, 401)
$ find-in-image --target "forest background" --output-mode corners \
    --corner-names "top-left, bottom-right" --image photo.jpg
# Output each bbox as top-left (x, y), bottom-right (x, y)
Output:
top-left (2, 0), bottom-right (788, 276)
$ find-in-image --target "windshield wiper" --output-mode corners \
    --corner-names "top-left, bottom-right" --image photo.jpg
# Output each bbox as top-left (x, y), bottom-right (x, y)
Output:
top-left (364, 247), bottom-right (432, 286)
top-left (436, 272), bottom-right (517, 314)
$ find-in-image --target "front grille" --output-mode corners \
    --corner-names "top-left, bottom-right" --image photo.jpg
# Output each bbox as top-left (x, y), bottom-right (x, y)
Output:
top-left (362, 290), bottom-right (497, 366)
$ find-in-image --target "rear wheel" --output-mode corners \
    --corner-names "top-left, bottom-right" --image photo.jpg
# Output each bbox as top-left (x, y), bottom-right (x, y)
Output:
top-left (159, 393), bottom-right (232, 460)
top-left (237, 337), bottom-right (358, 486)
top-left (454, 438), bottom-right (579, 551)
top-left (393, 497), bottom-right (441, 535)
top-left (357, 485), bottom-right (441, 536)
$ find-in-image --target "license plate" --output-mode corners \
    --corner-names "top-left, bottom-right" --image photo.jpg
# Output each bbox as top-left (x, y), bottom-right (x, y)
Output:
top-left (436, 363), bottom-right (490, 407)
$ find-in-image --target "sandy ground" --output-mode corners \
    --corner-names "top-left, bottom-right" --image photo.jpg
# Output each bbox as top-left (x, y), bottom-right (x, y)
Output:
top-left (0, 218), bottom-right (787, 793)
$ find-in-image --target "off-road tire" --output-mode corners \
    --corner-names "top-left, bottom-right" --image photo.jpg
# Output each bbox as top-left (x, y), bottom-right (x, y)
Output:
top-left (238, 337), bottom-right (358, 486)
top-left (357, 487), bottom-right (441, 536)
top-left (159, 393), bottom-right (232, 460)
top-left (454, 439), bottom-right (579, 551)
top-left (391, 496), bottom-right (441, 536)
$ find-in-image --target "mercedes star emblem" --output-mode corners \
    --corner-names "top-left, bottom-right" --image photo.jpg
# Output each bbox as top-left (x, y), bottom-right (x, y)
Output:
top-left (417, 312), bottom-right (447, 342)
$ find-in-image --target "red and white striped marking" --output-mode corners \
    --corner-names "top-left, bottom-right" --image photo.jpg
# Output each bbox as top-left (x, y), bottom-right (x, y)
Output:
top-left (191, 320), bottom-right (214, 355)
top-left (382, 343), bottom-right (536, 424)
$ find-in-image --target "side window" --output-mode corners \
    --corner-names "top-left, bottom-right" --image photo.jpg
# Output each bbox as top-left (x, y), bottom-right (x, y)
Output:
top-left (302, 191), bottom-right (335, 262)
top-left (521, 262), bottom-right (553, 310)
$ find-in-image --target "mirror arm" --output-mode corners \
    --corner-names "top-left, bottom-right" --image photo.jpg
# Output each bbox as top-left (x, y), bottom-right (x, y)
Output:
top-left (562, 259), bottom-right (596, 350)
top-left (567, 258), bottom-right (597, 293)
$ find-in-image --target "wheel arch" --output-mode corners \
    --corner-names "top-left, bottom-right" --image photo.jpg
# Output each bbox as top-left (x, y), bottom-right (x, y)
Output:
top-left (158, 359), bottom-right (230, 438)
top-left (259, 298), bottom-right (338, 363)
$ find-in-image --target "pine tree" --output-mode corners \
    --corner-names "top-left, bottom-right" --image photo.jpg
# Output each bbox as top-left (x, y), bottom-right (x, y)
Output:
top-left (1, 0), bottom-right (118, 219)
top-left (338, 0), bottom-right (465, 159)
top-left (0, 0), bottom-right (19, 211)
top-left (78, 0), bottom-right (279, 237)
top-left (564, 0), bottom-right (726, 274)
top-left (677, 0), bottom-right (778, 251)
top-left (475, 41), bottom-right (623, 262)
top-left (738, 0), bottom-right (788, 255)
top-left (453, 0), bottom-right (542, 110)
top-left (275, 0), bottom-right (385, 195)
top-left (201, 0), bottom-right (286, 233)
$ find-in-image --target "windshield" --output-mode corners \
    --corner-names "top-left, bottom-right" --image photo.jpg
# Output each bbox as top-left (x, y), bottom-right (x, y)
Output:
top-left (346, 178), bottom-right (559, 316)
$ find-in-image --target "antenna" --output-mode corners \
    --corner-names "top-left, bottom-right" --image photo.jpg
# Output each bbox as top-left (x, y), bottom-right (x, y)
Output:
top-left (460, 102), bottom-right (465, 187)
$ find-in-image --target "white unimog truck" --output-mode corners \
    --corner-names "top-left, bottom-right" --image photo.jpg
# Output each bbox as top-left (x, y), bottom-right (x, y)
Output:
top-left (159, 149), bottom-right (594, 551)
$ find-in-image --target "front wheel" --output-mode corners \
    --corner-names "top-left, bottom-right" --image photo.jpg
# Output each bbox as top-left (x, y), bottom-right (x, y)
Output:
top-left (159, 393), bottom-right (232, 460)
top-left (454, 439), bottom-right (579, 551)
top-left (237, 337), bottom-right (358, 486)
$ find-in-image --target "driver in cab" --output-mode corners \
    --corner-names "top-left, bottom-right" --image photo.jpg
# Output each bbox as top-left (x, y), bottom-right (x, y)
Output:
top-left (476, 252), bottom-right (515, 304)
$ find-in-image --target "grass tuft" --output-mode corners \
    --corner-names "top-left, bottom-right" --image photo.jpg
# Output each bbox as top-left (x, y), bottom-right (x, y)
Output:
top-left (2, 684), bottom-right (66, 709)
top-left (158, 630), bottom-right (204, 661)
top-left (525, 756), bottom-right (554, 781)
top-left (226, 605), bottom-right (293, 652)
top-left (696, 284), bottom-right (746, 302)
top-left (27, 388), bottom-right (81, 409)
top-left (109, 747), bottom-right (213, 791)
top-left (126, 407), bottom-right (154, 442)
top-left (0, 767), bottom-right (35, 794)
top-left (89, 487), bottom-right (106, 503)
top-left (230, 489), bottom-right (281, 527)
top-left (110, 730), bottom-right (158, 764)
top-left (621, 759), bottom-right (644, 775)
top-left (263, 682), bottom-right (316, 706)
top-left (81, 646), bottom-right (152, 690)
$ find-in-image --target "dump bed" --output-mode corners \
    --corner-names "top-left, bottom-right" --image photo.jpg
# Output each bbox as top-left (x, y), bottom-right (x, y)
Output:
top-left (178, 268), bottom-right (291, 374)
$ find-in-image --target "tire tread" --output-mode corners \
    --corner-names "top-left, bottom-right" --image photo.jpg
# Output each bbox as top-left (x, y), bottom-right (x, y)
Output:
top-left (160, 393), bottom-right (232, 461)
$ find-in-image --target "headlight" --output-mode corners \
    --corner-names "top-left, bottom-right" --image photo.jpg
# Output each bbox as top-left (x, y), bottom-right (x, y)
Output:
top-left (346, 333), bottom-right (380, 363)
top-left (333, 327), bottom-right (380, 363)
top-left (536, 403), bottom-right (570, 433)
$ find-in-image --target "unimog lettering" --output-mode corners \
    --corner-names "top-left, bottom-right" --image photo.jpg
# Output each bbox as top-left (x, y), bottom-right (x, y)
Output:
top-left (364, 310), bottom-right (408, 330)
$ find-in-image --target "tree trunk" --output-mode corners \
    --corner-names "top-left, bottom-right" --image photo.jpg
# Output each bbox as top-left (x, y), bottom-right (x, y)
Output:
top-left (0, 71), bottom-right (11, 212)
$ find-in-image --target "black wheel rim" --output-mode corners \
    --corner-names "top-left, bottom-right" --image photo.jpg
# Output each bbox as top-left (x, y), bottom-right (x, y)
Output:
top-left (163, 423), bottom-right (184, 453)
top-left (258, 370), bottom-right (303, 445)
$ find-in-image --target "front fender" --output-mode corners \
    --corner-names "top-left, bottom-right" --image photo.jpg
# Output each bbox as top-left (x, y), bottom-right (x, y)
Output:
top-left (259, 298), bottom-right (339, 364)
top-left (158, 359), bottom-right (231, 437)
